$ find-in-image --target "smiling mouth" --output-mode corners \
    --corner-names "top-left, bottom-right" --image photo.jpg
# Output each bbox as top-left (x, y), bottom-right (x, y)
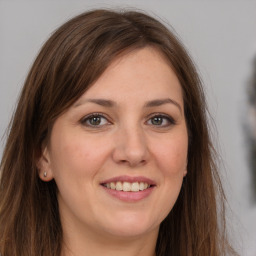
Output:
top-left (102, 181), bottom-right (153, 192)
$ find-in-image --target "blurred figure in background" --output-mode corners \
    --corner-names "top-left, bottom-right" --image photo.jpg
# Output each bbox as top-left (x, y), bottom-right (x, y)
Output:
top-left (248, 56), bottom-right (256, 203)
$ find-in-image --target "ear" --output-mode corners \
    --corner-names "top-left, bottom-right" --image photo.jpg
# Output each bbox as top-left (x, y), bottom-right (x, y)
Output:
top-left (36, 146), bottom-right (54, 182)
top-left (183, 159), bottom-right (188, 177)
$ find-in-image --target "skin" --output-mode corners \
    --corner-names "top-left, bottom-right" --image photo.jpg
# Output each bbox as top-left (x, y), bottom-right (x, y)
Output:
top-left (38, 46), bottom-right (188, 256)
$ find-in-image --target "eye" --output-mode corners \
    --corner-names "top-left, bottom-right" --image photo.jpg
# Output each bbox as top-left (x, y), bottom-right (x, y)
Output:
top-left (80, 113), bottom-right (110, 127)
top-left (146, 114), bottom-right (175, 127)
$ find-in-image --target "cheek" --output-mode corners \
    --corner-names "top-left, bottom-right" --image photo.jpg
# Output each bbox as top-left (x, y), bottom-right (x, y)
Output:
top-left (49, 131), bottom-right (110, 180)
top-left (153, 137), bottom-right (187, 219)
top-left (154, 135), bottom-right (188, 176)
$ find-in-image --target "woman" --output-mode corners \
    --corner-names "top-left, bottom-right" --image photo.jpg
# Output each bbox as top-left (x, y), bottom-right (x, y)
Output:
top-left (0, 9), bottom-right (237, 256)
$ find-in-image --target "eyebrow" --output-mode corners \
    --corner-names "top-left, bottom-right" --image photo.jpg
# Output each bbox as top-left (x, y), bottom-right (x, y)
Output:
top-left (74, 97), bottom-right (182, 113)
top-left (144, 98), bottom-right (182, 113)
top-left (74, 99), bottom-right (116, 108)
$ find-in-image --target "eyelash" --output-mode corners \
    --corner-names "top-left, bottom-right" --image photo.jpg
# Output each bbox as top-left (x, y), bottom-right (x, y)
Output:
top-left (80, 113), bottom-right (111, 128)
top-left (146, 113), bottom-right (176, 127)
top-left (80, 113), bottom-right (176, 128)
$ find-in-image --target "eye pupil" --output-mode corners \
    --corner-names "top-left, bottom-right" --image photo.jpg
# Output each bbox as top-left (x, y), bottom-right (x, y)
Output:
top-left (89, 116), bottom-right (101, 125)
top-left (152, 117), bottom-right (163, 125)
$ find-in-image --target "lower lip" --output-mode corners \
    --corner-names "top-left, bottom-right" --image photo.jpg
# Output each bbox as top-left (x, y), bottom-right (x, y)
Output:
top-left (101, 186), bottom-right (155, 202)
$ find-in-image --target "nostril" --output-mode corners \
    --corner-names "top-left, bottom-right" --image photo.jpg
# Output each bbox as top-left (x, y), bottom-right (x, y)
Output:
top-left (112, 138), bottom-right (149, 167)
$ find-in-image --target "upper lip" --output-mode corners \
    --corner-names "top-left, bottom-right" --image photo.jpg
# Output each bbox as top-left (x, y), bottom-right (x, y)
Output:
top-left (100, 175), bottom-right (156, 185)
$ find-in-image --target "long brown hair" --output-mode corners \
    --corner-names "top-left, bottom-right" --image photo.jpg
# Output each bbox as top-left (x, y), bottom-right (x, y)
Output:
top-left (0, 9), bottom-right (236, 256)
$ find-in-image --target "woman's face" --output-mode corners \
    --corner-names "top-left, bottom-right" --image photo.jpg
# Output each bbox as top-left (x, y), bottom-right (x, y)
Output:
top-left (39, 47), bottom-right (188, 240)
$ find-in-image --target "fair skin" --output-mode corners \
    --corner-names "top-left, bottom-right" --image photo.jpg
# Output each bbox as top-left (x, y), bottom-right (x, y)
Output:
top-left (38, 47), bottom-right (188, 256)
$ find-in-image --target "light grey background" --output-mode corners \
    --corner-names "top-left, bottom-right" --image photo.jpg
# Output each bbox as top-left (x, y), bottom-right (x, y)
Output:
top-left (0, 1), bottom-right (256, 255)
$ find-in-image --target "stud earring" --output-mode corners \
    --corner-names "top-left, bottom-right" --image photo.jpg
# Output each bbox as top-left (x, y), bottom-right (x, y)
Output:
top-left (43, 171), bottom-right (47, 177)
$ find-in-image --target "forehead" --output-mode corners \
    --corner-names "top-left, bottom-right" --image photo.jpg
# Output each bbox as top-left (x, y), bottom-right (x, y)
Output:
top-left (77, 46), bottom-right (183, 105)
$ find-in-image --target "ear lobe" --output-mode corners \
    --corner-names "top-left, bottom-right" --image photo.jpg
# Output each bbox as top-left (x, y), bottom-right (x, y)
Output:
top-left (183, 160), bottom-right (188, 177)
top-left (37, 147), bottom-right (54, 182)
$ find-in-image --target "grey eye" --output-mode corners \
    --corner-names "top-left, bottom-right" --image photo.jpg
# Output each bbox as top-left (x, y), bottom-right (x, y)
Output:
top-left (146, 114), bottom-right (175, 127)
top-left (151, 116), bottom-right (164, 125)
top-left (81, 114), bottom-right (109, 127)
top-left (88, 116), bottom-right (102, 126)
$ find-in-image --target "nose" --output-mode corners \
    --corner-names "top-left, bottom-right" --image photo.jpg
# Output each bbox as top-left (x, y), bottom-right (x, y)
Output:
top-left (112, 126), bottom-right (149, 167)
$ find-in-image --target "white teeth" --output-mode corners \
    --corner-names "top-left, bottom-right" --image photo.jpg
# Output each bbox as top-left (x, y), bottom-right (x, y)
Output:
top-left (123, 182), bottom-right (131, 192)
top-left (110, 182), bottom-right (116, 189)
top-left (103, 181), bottom-right (150, 192)
top-left (139, 182), bottom-right (145, 191)
top-left (116, 181), bottom-right (122, 191)
top-left (131, 182), bottom-right (139, 192)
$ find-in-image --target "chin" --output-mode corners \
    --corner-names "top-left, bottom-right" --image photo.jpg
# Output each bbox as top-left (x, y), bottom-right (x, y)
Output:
top-left (99, 212), bottom-right (160, 238)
